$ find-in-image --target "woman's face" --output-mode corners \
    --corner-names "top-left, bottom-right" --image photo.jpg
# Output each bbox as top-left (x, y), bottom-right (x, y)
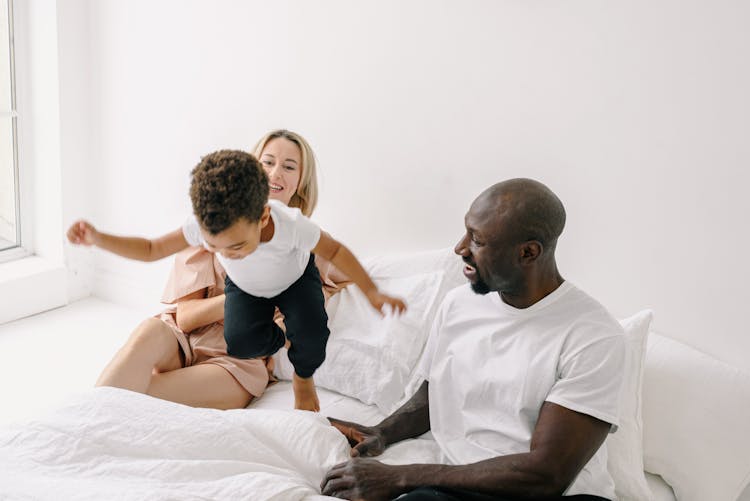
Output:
top-left (260, 137), bottom-right (302, 206)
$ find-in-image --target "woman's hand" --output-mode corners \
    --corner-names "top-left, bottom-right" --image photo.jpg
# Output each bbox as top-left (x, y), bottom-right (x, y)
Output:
top-left (67, 220), bottom-right (99, 246)
top-left (365, 290), bottom-right (406, 315)
top-left (328, 417), bottom-right (387, 457)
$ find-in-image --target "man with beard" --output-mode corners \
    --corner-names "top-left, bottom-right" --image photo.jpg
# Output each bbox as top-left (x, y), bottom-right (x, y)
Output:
top-left (321, 179), bottom-right (626, 501)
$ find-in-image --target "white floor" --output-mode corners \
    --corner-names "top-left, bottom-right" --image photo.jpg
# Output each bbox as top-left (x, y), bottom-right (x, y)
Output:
top-left (0, 298), bottom-right (157, 426)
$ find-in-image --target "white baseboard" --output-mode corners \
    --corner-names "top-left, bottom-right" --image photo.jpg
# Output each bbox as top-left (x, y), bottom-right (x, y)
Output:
top-left (0, 256), bottom-right (68, 324)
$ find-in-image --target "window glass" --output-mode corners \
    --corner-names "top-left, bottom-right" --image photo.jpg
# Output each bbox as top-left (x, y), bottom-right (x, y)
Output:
top-left (0, 0), bottom-right (19, 252)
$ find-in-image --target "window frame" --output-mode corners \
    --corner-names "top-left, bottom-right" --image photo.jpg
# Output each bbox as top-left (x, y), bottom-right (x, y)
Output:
top-left (0, 0), bottom-right (68, 325)
top-left (0, 0), bottom-right (25, 263)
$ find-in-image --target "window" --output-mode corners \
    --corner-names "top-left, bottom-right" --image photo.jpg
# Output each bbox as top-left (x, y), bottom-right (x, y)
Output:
top-left (0, 0), bottom-right (68, 325)
top-left (0, 0), bottom-right (19, 257)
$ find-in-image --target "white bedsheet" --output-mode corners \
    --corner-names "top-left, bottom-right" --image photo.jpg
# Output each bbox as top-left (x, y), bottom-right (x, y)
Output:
top-left (1, 382), bottom-right (670, 500)
top-left (0, 385), bottom-right (439, 500)
top-left (0, 387), bottom-right (347, 500)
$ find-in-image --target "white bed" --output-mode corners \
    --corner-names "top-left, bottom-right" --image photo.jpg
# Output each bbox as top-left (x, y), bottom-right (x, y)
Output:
top-left (2, 248), bottom-right (749, 500)
top-left (0, 381), bottom-right (676, 501)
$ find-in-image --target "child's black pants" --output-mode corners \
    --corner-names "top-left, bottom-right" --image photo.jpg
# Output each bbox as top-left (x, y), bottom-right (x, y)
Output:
top-left (223, 254), bottom-right (330, 379)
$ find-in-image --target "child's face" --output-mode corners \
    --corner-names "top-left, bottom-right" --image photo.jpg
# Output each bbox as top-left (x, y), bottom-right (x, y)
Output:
top-left (260, 137), bottom-right (302, 206)
top-left (201, 207), bottom-right (271, 260)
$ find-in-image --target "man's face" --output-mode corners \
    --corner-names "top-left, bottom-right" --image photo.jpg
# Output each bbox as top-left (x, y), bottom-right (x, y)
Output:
top-left (454, 200), bottom-right (520, 295)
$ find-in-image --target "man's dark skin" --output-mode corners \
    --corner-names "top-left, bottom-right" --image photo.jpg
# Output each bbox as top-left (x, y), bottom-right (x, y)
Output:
top-left (320, 179), bottom-right (614, 501)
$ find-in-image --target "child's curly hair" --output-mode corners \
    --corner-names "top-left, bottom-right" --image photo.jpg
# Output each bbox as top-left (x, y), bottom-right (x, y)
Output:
top-left (190, 150), bottom-right (269, 234)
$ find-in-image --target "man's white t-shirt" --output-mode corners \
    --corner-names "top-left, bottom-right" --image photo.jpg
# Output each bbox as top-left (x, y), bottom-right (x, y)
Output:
top-left (182, 199), bottom-right (321, 298)
top-left (418, 282), bottom-right (625, 499)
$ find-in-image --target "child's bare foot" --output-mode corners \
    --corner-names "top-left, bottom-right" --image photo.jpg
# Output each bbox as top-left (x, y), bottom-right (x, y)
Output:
top-left (292, 374), bottom-right (320, 412)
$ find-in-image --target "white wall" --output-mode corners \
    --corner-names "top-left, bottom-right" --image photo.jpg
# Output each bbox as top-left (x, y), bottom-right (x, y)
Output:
top-left (63, 0), bottom-right (750, 372)
top-left (57, 0), bottom-right (94, 301)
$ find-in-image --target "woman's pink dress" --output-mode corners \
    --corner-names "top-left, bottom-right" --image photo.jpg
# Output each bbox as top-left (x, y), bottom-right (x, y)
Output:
top-left (157, 246), bottom-right (348, 398)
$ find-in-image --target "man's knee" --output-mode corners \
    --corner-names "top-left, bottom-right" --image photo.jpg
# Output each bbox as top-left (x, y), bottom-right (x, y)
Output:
top-left (398, 487), bottom-right (456, 501)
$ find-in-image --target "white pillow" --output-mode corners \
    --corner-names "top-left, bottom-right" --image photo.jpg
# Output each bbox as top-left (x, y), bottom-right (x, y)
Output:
top-left (363, 247), bottom-right (465, 289)
top-left (642, 333), bottom-right (750, 501)
top-left (273, 270), bottom-right (446, 412)
top-left (605, 310), bottom-right (654, 501)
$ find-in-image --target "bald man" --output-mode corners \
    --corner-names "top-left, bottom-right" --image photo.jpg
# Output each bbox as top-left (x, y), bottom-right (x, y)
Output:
top-left (321, 179), bottom-right (626, 501)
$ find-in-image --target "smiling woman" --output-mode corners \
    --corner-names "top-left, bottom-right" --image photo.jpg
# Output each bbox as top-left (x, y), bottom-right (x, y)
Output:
top-left (0, 0), bottom-right (19, 256)
top-left (65, 129), bottom-right (354, 413)
top-left (252, 129), bottom-right (319, 215)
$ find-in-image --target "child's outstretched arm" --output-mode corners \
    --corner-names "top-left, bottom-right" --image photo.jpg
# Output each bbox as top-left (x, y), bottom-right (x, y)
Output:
top-left (66, 220), bottom-right (189, 262)
top-left (312, 231), bottom-right (406, 315)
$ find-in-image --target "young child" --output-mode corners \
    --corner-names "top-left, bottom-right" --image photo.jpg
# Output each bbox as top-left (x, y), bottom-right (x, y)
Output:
top-left (67, 149), bottom-right (406, 411)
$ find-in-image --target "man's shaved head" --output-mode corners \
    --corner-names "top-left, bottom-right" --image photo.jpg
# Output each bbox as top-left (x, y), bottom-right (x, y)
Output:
top-left (473, 178), bottom-right (566, 253)
top-left (456, 178), bottom-right (566, 304)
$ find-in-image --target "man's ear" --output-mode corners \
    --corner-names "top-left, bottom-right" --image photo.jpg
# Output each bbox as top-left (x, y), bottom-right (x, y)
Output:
top-left (519, 241), bottom-right (542, 265)
top-left (259, 205), bottom-right (271, 228)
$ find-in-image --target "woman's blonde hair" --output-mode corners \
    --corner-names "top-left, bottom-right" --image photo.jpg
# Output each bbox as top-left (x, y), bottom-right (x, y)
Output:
top-left (252, 129), bottom-right (319, 216)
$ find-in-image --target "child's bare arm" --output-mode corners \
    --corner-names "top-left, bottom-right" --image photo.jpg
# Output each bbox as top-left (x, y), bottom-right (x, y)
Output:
top-left (67, 220), bottom-right (189, 262)
top-left (312, 231), bottom-right (406, 315)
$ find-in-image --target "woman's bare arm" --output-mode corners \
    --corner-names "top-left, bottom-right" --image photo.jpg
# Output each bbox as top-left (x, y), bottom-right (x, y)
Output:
top-left (174, 291), bottom-right (225, 333)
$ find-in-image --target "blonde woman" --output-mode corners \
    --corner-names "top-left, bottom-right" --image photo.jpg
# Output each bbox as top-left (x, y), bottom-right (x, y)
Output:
top-left (91, 129), bottom-right (348, 410)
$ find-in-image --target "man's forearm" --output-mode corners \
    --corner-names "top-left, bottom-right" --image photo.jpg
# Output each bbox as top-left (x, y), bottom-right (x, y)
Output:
top-left (394, 452), bottom-right (563, 499)
top-left (378, 381), bottom-right (431, 446)
top-left (388, 400), bottom-right (613, 498)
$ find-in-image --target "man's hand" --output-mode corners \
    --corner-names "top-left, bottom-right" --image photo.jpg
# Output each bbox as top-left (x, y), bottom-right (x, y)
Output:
top-left (328, 417), bottom-right (386, 457)
top-left (67, 220), bottom-right (99, 246)
top-left (321, 458), bottom-right (404, 501)
top-left (366, 290), bottom-right (406, 316)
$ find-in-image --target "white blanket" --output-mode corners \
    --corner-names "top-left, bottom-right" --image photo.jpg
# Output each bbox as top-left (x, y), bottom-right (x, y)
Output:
top-left (0, 387), bottom-right (354, 500)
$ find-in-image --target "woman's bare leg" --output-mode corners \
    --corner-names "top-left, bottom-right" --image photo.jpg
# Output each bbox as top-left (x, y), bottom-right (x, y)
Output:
top-left (96, 318), bottom-right (183, 393)
top-left (147, 364), bottom-right (252, 410)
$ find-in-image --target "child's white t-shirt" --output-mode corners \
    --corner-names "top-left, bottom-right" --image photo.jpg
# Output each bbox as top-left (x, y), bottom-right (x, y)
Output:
top-left (182, 199), bottom-right (321, 298)
top-left (418, 281), bottom-right (625, 499)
